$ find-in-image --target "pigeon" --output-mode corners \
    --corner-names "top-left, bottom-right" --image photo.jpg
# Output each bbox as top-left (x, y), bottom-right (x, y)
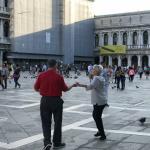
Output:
top-left (139, 117), bottom-right (146, 124)
top-left (112, 86), bottom-right (116, 89)
top-left (31, 76), bottom-right (36, 78)
top-left (136, 86), bottom-right (139, 88)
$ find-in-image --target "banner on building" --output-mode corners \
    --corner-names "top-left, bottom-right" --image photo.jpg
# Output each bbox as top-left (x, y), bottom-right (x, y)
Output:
top-left (100, 45), bottom-right (126, 55)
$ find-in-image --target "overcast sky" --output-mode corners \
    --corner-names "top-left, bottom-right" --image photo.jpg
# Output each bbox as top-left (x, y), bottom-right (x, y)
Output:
top-left (93, 0), bottom-right (150, 16)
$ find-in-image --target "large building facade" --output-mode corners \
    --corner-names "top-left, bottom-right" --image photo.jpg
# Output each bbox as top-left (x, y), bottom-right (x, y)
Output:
top-left (7, 0), bottom-right (94, 65)
top-left (95, 11), bottom-right (150, 67)
top-left (0, 0), bottom-right (10, 66)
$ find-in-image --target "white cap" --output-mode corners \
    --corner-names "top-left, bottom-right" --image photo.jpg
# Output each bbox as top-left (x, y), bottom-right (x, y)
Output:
top-left (98, 64), bottom-right (103, 70)
top-left (93, 64), bottom-right (103, 72)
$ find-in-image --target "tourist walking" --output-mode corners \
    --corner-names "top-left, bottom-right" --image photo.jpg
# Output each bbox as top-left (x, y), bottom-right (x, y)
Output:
top-left (120, 67), bottom-right (126, 90)
top-left (101, 64), bottom-right (111, 98)
top-left (34, 59), bottom-right (77, 150)
top-left (1, 64), bottom-right (9, 89)
top-left (0, 66), bottom-right (4, 90)
top-left (144, 66), bottom-right (150, 79)
top-left (77, 65), bottom-right (107, 141)
top-left (138, 66), bottom-right (143, 79)
top-left (115, 67), bottom-right (121, 90)
top-left (128, 67), bottom-right (135, 82)
top-left (13, 64), bottom-right (21, 88)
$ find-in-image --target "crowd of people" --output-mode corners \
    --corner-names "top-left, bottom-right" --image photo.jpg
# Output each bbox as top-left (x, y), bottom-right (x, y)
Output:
top-left (87, 64), bottom-right (150, 91)
top-left (0, 60), bottom-right (150, 92)
top-left (0, 62), bottom-right (87, 91)
top-left (0, 63), bottom-right (22, 90)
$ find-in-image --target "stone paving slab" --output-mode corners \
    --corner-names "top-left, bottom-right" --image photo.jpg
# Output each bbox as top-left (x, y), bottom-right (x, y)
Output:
top-left (0, 72), bottom-right (150, 150)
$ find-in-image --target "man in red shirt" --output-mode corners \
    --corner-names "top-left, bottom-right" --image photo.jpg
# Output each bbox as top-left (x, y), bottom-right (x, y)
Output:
top-left (34, 59), bottom-right (76, 150)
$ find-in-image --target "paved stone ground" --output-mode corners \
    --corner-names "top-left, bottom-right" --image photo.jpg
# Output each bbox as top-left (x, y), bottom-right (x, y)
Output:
top-left (0, 72), bottom-right (150, 150)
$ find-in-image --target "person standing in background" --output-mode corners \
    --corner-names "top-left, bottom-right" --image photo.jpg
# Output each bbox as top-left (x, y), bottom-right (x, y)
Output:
top-left (13, 64), bottom-right (21, 88)
top-left (128, 67), bottom-right (135, 82)
top-left (0, 66), bottom-right (4, 90)
top-left (138, 66), bottom-right (143, 80)
top-left (1, 64), bottom-right (9, 89)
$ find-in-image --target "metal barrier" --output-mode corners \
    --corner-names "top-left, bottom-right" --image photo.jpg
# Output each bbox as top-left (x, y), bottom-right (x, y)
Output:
top-left (127, 45), bottom-right (150, 49)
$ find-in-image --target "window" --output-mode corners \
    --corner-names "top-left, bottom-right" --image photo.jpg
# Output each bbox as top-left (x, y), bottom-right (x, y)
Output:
top-left (129, 17), bottom-right (132, 24)
top-left (119, 18), bottom-right (122, 24)
top-left (113, 33), bottom-right (118, 45)
top-left (110, 19), bottom-right (112, 25)
top-left (123, 32), bottom-right (127, 45)
top-left (3, 21), bottom-right (9, 37)
top-left (101, 20), bottom-right (103, 25)
top-left (143, 31), bottom-right (148, 45)
top-left (5, 0), bottom-right (8, 7)
top-left (95, 34), bottom-right (99, 47)
top-left (104, 33), bottom-right (108, 45)
top-left (140, 16), bottom-right (143, 23)
top-left (133, 31), bottom-right (137, 45)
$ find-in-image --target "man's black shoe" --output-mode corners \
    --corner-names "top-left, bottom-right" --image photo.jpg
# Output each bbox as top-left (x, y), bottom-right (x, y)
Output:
top-left (94, 132), bottom-right (101, 137)
top-left (100, 136), bottom-right (106, 141)
top-left (42, 144), bottom-right (52, 150)
top-left (105, 103), bottom-right (109, 107)
top-left (53, 143), bottom-right (66, 149)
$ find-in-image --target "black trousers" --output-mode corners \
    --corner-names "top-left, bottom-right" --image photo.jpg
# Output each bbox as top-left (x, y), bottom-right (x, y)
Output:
top-left (14, 77), bottom-right (20, 88)
top-left (3, 76), bottom-right (7, 89)
top-left (129, 75), bottom-right (134, 82)
top-left (117, 77), bottom-right (120, 89)
top-left (121, 77), bottom-right (125, 90)
top-left (0, 79), bottom-right (4, 89)
top-left (93, 104), bottom-right (106, 137)
top-left (40, 96), bottom-right (63, 146)
top-left (139, 73), bottom-right (143, 79)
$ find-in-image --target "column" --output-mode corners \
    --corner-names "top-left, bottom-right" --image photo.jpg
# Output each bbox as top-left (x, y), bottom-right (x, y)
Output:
top-left (99, 32), bottom-right (103, 46)
top-left (0, 51), bottom-right (3, 66)
top-left (148, 55), bottom-right (150, 66)
top-left (0, 20), bottom-right (2, 38)
top-left (138, 55), bottom-right (141, 67)
top-left (148, 30), bottom-right (150, 47)
top-left (118, 55), bottom-right (121, 66)
top-left (0, 0), bottom-right (4, 9)
top-left (118, 31), bottom-right (122, 45)
top-left (99, 56), bottom-right (103, 64)
top-left (108, 32), bottom-right (112, 45)
top-left (140, 30), bottom-right (143, 46)
top-left (108, 56), bottom-right (112, 66)
top-left (128, 55), bottom-right (131, 66)
top-left (0, 20), bottom-right (4, 39)
top-left (138, 30), bottom-right (142, 48)
top-left (128, 31), bottom-right (132, 46)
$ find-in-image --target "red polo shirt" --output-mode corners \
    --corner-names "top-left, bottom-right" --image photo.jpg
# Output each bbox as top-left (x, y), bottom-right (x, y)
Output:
top-left (34, 69), bottom-right (68, 96)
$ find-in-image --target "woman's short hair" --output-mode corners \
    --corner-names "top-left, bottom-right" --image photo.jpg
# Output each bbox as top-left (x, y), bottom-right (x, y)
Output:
top-left (93, 64), bottom-right (103, 73)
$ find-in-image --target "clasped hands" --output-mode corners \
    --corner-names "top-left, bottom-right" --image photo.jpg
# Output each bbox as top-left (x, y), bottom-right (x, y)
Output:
top-left (72, 82), bottom-right (87, 88)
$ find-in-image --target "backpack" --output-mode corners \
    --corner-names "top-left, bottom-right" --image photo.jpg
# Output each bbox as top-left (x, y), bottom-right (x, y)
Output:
top-left (129, 70), bottom-right (134, 75)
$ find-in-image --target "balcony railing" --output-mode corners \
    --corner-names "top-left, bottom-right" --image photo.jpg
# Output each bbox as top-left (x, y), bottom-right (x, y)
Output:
top-left (0, 38), bottom-right (10, 44)
top-left (127, 44), bottom-right (150, 49)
